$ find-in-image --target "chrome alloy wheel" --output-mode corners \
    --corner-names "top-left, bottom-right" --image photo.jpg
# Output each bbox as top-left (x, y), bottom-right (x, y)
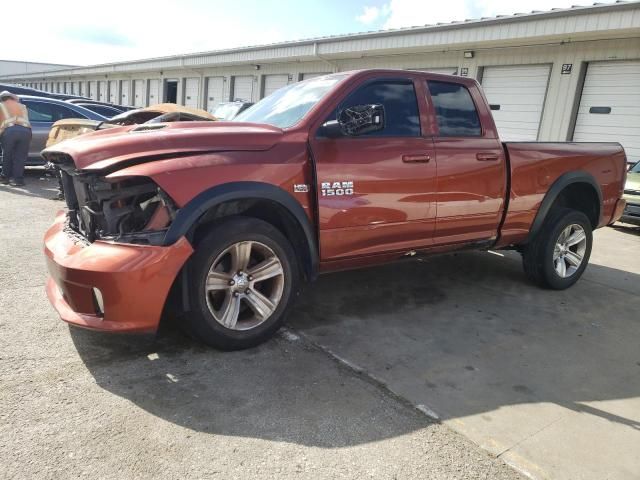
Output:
top-left (204, 241), bottom-right (285, 331)
top-left (552, 223), bottom-right (587, 278)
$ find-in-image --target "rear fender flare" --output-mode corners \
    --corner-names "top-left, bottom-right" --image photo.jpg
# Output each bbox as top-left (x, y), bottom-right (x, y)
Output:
top-left (163, 181), bottom-right (318, 280)
top-left (526, 171), bottom-right (602, 242)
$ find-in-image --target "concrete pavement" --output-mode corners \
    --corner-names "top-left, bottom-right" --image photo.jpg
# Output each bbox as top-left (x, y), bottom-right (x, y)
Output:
top-left (290, 225), bottom-right (640, 479)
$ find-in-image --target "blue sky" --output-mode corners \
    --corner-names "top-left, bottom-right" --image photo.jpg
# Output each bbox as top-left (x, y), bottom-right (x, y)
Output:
top-left (8, 0), bottom-right (607, 66)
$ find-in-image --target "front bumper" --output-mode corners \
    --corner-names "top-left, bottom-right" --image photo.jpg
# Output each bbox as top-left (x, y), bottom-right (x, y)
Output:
top-left (44, 211), bottom-right (193, 333)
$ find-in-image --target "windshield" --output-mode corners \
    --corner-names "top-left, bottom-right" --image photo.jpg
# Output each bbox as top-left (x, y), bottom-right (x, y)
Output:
top-left (234, 74), bottom-right (348, 128)
top-left (630, 161), bottom-right (640, 173)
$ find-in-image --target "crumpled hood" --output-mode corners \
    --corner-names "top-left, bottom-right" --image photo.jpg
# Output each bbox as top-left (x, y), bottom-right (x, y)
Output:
top-left (42, 121), bottom-right (284, 171)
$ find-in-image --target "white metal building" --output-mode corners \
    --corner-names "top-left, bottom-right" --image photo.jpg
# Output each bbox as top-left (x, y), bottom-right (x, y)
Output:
top-left (2, 1), bottom-right (640, 162)
top-left (0, 59), bottom-right (75, 77)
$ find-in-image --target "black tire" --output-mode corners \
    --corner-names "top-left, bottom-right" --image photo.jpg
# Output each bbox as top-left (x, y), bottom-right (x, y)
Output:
top-left (522, 208), bottom-right (593, 290)
top-left (185, 216), bottom-right (299, 350)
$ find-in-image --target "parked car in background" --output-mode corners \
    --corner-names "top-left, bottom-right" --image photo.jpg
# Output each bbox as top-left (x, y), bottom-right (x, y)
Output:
top-left (42, 70), bottom-right (627, 350)
top-left (620, 161), bottom-right (640, 225)
top-left (46, 103), bottom-right (217, 148)
top-left (210, 101), bottom-right (253, 120)
top-left (109, 103), bottom-right (217, 125)
top-left (72, 103), bottom-right (126, 117)
top-left (66, 98), bottom-right (136, 111)
top-left (11, 96), bottom-right (106, 165)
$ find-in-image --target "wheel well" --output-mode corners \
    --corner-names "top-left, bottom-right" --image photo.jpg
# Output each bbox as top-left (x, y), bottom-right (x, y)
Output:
top-left (549, 182), bottom-right (600, 229)
top-left (189, 198), bottom-right (314, 281)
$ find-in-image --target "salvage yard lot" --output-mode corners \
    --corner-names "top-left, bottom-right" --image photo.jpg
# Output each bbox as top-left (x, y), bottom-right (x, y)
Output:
top-left (1, 175), bottom-right (639, 480)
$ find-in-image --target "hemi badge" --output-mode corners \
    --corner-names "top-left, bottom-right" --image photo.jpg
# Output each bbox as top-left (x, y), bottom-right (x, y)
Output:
top-left (294, 184), bottom-right (309, 193)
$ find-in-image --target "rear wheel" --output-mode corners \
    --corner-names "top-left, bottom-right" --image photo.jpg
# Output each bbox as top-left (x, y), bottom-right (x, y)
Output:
top-left (522, 208), bottom-right (592, 289)
top-left (186, 216), bottom-right (299, 350)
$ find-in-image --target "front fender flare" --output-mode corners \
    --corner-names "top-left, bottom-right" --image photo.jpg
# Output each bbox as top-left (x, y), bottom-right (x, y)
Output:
top-left (163, 181), bottom-right (318, 279)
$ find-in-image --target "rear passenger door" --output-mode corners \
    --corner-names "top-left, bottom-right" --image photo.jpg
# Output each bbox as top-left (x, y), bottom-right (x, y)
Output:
top-left (426, 80), bottom-right (506, 244)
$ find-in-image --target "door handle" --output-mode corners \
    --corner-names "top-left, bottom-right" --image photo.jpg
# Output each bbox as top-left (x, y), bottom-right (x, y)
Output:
top-left (476, 153), bottom-right (499, 161)
top-left (402, 154), bottom-right (431, 163)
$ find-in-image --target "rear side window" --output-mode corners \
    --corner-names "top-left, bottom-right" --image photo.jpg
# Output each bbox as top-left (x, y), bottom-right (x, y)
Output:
top-left (338, 80), bottom-right (421, 137)
top-left (24, 101), bottom-right (80, 122)
top-left (427, 81), bottom-right (481, 137)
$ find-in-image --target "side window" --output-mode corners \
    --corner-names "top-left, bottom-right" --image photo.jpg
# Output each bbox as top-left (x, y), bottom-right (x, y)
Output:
top-left (336, 80), bottom-right (421, 137)
top-left (24, 102), bottom-right (79, 122)
top-left (50, 105), bottom-right (80, 121)
top-left (24, 101), bottom-right (54, 122)
top-left (427, 81), bottom-right (481, 137)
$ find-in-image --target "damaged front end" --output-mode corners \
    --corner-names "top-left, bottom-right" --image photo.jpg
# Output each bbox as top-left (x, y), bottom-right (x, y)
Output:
top-left (50, 153), bottom-right (176, 246)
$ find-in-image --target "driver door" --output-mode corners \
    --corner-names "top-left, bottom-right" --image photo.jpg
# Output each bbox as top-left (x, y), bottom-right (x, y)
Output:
top-left (309, 77), bottom-right (437, 262)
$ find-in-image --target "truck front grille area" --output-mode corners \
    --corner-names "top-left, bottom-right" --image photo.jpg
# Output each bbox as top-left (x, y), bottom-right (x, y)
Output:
top-left (51, 154), bottom-right (176, 245)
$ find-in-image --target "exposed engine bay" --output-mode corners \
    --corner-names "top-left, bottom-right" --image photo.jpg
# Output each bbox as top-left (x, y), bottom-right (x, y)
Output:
top-left (51, 154), bottom-right (175, 245)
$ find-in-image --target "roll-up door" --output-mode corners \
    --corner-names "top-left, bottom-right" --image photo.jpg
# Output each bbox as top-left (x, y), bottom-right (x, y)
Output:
top-left (98, 81), bottom-right (107, 101)
top-left (148, 79), bottom-right (161, 105)
top-left (233, 76), bottom-right (254, 102)
top-left (89, 81), bottom-right (97, 100)
top-left (481, 64), bottom-right (551, 141)
top-left (133, 80), bottom-right (146, 107)
top-left (263, 74), bottom-right (288, 98)
top-left (184, 78), bottom-right (200, 108)
top-left (573, 60), bottom-right (640, 164)
top-left (206, 77), bottom-right (224, 112)
top-left (108, 80), bottom-right (118, 104)
top-left (121, 80), bottom-right (130, 105)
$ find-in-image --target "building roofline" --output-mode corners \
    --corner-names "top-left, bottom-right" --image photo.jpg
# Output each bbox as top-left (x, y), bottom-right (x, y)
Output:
top-left (3, 0), bottom-right (639, 80)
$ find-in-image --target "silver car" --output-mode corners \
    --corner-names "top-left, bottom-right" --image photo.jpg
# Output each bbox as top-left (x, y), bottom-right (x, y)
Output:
top-left (17, 96), bottom-right (107, 165)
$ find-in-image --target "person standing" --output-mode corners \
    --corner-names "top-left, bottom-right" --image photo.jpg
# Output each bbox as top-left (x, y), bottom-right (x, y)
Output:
top-left (0, 91), bottom-right (32, 186)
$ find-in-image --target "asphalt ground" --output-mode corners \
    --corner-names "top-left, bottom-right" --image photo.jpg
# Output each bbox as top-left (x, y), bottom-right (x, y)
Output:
top-left (1, 174), bottom-right (523, 479)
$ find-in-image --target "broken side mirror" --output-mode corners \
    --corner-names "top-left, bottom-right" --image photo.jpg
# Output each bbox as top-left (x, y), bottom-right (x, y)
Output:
top-left (338, 104), bottom-right (385, 136)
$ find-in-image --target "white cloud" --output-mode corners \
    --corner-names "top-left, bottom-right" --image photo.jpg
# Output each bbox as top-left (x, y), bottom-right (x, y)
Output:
top-left (357, 6), bottom-right (382, 24)
top-left (2, 0), bottom-right (285, 66)
top-left (357, 0), bottom-right (613, 30)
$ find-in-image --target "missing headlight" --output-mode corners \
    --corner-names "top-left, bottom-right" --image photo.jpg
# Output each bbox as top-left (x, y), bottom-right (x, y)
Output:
top-left (67, 175), bottom-right (176, 245)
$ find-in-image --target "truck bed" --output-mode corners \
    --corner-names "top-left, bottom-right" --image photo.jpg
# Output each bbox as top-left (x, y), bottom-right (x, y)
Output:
top-left (497, 141), bottom-right (627, 247)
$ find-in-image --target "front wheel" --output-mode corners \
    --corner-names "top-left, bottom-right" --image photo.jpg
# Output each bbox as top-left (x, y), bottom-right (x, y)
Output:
top-left (522, 208), bottom-right (593, 290)
top-left (185, 216), bottom-right (299, 350)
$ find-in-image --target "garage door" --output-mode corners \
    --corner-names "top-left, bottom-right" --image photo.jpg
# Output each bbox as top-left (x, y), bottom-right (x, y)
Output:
top-left (184, 78), bottom-right (200, 108)
top-left (302, 72), bottom-right (330, 80)
top-left (89, 81), bottom-right (97, 100)
top-left (121, 81), bottom-right (130, 106)
top-left (263, 74), bottom-right (289, 98)
top-left (233, 76), bottom-right (254, 102)
top-left (573, 60), bottom-right (640, 164)
top-left (133, 80), bottom-right (146, 107)
top-left (98, 81), bottom-right (107, 101)
top-left (108, 80), bottom-right (118, 103)
top-left (206, 77), bottom-right (225, 112)
top-left (481, 64), bottom-right (551, 141)
top-left (148, 79), bottom-right (161, 105)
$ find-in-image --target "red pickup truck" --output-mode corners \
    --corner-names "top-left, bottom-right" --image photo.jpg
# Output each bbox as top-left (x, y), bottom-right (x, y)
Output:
top-left (42, 69), bottom-right (628, 350)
